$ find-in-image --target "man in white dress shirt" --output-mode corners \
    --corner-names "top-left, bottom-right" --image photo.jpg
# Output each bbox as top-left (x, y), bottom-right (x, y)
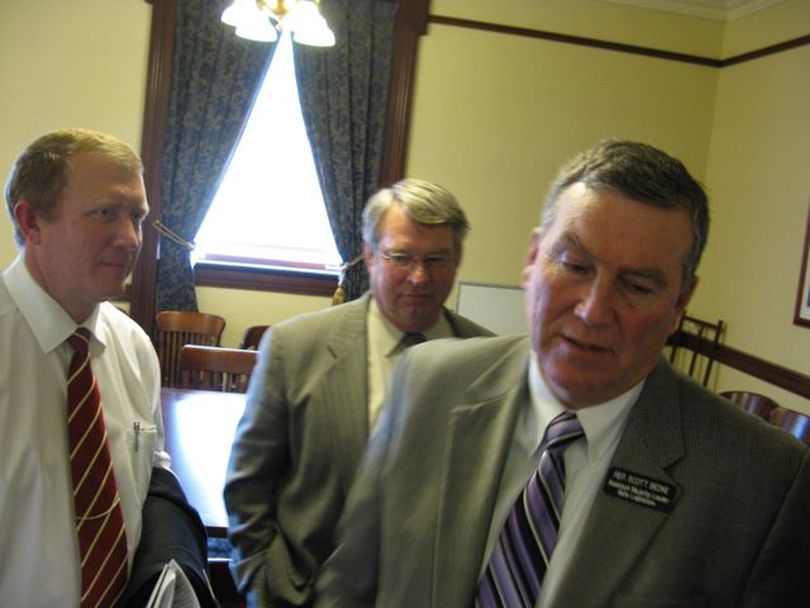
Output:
top-left (0, 128), bottom-right (214, 607)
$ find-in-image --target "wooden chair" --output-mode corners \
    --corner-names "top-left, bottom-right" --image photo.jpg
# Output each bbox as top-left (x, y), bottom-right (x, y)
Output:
top-left (208, 557), bottom-right (245, 607)
top-left (667, 314), bottom-right (725, 387)
top-left (178, 345), bottom-right (258, 393)
top-left (155, 310), bottom-right (226, 387)
top-left (719, 391), bottom-right (780, 421)
top-left (768, 407), bottom-right (810, 446)
top-left (238, 324), bottom-right (270, 350)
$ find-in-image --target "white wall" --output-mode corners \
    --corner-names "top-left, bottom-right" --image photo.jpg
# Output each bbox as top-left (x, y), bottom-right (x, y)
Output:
top-left (0, 0), bottom-right (151, 267)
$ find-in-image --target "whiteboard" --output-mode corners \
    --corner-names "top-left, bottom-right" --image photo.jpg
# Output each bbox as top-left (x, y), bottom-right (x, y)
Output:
top-left (455, 282), bottom-right (528, 336)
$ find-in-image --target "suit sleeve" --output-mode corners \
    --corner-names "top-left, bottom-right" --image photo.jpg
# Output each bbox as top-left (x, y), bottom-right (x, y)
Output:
top-left (118, 467), bottom-right (216, 607)
top-left (741, 447), bottom-right (810, 606)
top-left (223, 327), bottom-right (310, 604)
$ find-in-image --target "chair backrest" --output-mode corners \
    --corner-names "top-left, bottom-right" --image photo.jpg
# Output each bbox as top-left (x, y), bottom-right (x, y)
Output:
top-left (719, 391), bottom-right (780, 421)
top-left (208, 557), bottom-right (245, 606)
top-left (239, 324), bottom-right (270, 350)
top-left (768, 407), bottom-right (810, 446)
top-left (155, 311), bottom-right (226, 387)
top-left (178, 345), bottom-right (258, 393)
top-left (668, 314), bottom-right (725, 387)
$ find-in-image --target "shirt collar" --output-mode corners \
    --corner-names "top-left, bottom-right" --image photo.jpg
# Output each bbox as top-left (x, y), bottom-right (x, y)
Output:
top-left (4, 254), bottom-right (104, 354)
top-left (524, 350), bottom-right (642, 462)
top-left (368, 297), bottom-right (452, 357)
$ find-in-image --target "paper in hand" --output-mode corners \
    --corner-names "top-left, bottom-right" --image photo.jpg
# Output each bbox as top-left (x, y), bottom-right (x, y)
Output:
top-left (145, 559), bottom-right (201, 608)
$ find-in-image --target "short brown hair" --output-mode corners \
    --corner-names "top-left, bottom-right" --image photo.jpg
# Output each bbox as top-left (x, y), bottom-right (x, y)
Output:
top-left (541, 139), bottom-right (709, 281)
top-left (4, 128), bottom-right (142, 247)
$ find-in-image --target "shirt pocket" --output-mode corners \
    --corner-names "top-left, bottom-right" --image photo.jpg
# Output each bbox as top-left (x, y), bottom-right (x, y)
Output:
top-left (126, 421), bottom-right (159, 492)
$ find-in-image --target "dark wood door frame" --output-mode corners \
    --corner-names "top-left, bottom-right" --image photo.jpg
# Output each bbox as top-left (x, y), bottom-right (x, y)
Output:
top-left (130, 0), bottom-right (175, 336)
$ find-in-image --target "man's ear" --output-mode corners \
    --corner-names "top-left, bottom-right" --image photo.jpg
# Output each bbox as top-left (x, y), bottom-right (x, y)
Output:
top-left (676, 275), bottom-right (698, 311)
top-left (363, 243), bottom-right (374, 272)
top-left (13, 201), bottom-right (43, 245)
top-left (521, 229), bottom-right (542, 289)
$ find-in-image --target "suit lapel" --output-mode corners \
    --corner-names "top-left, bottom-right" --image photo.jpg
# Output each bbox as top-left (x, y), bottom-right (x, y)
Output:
top-left (319, 295), bottom-right (371, 494)
top-left (445, 308), bottom-right (487, 338)
top-left (552, 361), bottom-right (686, 607)
top-left (433, 344), bottom-right (531, 607)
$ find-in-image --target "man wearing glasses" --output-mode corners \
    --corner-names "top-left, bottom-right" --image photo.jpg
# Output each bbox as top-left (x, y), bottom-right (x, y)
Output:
top-left (225, 179), bottom-right (492, 606)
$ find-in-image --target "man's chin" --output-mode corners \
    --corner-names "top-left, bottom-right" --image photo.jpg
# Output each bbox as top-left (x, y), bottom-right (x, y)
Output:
top-left (542, 367), bottom-right (615, 409)
top-left (99, 282), bottom-right (128, 302)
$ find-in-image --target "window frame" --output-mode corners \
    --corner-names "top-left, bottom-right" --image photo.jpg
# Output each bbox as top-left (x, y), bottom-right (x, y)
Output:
top-left (194, 262), bottom-right (338, 296)
top-left (193, 30), bottom-right (343, 280)
top-left (130, 0), bottom-right (429, 336)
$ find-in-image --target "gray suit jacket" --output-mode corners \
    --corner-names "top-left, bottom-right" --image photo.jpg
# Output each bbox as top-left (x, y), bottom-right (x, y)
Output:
top-left (224, 293), bottom-right (492, 606)
top-left (317, 335), bottom-right (810, 607)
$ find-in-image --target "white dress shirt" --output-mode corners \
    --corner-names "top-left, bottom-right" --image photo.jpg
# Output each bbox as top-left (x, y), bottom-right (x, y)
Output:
top-left (0, 255), bottom-right (170, 608)
top-left (366, 298), bottom-right (452, 426)
top-left (480, 351), bottom-right (641, 607)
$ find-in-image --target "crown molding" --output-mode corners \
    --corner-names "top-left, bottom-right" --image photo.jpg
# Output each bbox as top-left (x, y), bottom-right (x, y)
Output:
top-left (598, 0), bottom-right (785, 21)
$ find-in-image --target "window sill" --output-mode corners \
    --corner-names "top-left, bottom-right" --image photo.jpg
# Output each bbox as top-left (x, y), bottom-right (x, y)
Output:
top-left (194, 263), bottom-right (338, 297)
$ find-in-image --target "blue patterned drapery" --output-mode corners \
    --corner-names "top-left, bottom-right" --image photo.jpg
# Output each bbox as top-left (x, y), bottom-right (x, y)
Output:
top-left (156, 0), bottom-right (275, 312)
top-left (295, 0), bottom-right (400, 301)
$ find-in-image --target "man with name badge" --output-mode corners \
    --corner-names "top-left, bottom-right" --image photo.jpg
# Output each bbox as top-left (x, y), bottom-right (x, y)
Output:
top-left (317, 140), bottom-right (810, 607)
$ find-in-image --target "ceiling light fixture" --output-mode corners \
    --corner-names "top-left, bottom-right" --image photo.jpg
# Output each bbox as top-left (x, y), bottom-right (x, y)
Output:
top-left (221, 0), bottom-right (335, 46)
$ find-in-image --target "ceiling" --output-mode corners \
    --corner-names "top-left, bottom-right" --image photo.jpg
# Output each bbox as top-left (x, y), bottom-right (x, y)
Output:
top-left (598, 0), bottom-right (785, 21)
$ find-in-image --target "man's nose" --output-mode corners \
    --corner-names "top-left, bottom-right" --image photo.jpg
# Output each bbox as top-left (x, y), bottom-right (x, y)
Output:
top-left (115, 218), bottom-right (142, 250)
top-left (574, 278), bottom-right (615, 326)
top-left (406, 260), bottom-right (431, 284)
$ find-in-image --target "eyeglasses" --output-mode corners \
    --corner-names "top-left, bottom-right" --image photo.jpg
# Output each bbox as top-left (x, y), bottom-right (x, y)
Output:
top-left (379, 249), bottom-right (456, 272)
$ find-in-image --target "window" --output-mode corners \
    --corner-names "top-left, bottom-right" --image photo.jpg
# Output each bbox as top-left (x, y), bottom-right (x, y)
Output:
top-left (193, 31), bottom-right (341, 277)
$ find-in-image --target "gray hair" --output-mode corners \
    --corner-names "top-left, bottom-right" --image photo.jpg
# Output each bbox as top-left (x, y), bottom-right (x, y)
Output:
top-left (541, 139), bottom-right (709, 281)
top-left (5, 128), bottom-right (143, 247)
top-left (362, 178), bottom-right (469, 252)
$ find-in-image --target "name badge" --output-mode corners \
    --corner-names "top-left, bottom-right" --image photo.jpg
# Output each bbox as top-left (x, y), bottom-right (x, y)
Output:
top-left (603, 467), bottom-right (679, 512)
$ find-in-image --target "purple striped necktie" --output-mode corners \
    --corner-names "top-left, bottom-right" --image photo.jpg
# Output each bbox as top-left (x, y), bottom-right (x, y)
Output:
top-left (67, 328), bottom-right (129, 607)
top-left (477, 411), bottom-right (584, 608)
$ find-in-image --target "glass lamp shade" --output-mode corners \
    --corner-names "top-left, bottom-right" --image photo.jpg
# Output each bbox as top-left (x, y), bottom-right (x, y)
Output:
top-left (222, 0), bottom-right (259, 27)
top-left (282, 1), bottom-right (336, 47)
top-left (292, 22), bottom-right (335, 47)
top-left (222, 0), bottom-right (333, 47)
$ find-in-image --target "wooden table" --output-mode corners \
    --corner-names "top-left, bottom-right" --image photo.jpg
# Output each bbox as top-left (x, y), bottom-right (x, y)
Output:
top-left (160, 388), bottom-right (246, 537)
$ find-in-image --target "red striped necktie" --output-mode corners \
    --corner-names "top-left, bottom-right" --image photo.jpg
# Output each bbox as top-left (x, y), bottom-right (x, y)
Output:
top-left (66, 328), bottom-right (129, 608)
top-left (476, 411), bottom-right (584, 607)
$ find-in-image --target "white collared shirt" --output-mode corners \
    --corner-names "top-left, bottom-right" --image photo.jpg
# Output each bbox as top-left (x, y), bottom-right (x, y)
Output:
top-left (0, 254), bottom-right (170, 607)
top-left (366, 297), bottom-right (452, 426)
top-left (480, 351), bottom-right (640, 607)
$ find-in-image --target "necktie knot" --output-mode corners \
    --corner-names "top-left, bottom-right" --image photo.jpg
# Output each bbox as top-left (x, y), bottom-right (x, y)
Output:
top-left (400, 332), bottom-right (427, 348)
top-left (543, 410), bottom-right (584, 449)
top-left (67, 328), bottom-right (91, 357)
